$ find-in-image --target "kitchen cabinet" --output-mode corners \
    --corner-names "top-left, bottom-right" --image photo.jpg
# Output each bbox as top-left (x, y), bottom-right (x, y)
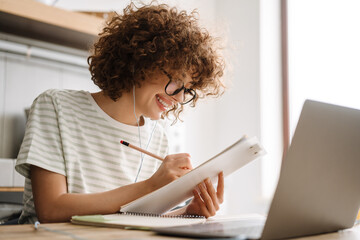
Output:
top-left (0, 0), bottom-right (104, 50)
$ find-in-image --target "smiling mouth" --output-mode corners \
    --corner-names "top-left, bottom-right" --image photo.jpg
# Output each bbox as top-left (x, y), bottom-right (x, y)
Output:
top-left (156, 95), bottom-right (172, 110)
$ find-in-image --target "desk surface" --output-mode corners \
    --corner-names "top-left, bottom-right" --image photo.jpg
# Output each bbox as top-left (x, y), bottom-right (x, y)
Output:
top-left (1, 222), bottom-right (359, 240)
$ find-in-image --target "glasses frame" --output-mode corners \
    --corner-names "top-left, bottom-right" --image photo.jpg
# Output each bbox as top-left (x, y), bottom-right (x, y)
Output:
top-left (162, 69), bottom-right (196, 105)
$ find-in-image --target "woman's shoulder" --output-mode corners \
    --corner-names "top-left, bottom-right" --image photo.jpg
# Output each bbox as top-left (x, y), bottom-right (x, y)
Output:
top-left (34, 89), bottom-right (89, 104)
top-left (38, 89), bottom-right (87, 98)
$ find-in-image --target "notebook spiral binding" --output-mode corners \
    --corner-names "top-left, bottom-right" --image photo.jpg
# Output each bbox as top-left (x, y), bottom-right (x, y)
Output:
top-left (120, 211), bottom-right (205, 219)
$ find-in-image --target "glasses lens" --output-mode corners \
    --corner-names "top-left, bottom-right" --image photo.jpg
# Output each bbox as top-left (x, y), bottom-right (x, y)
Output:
top-left (165, 80), bottom-right (183, 95)
top-left (182, 89), bottom-right (196, 104)
top-left (163, 72), bottom-right (196, 104)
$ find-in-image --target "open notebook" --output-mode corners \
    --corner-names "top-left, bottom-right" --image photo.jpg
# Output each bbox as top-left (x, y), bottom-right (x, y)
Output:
top-left (71, 213), bottom-right (205, 229)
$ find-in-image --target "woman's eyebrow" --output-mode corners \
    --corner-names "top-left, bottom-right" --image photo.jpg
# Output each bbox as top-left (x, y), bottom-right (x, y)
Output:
top-left (184, 80), bottom-right (196, 89)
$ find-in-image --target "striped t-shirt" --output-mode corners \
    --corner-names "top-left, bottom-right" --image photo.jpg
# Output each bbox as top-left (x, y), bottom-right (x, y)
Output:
top-left (15, 89), bottom-right (169, 224)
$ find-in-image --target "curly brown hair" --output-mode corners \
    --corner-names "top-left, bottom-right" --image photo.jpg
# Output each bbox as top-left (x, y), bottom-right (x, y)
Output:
top-left (88, 2), bottom-right (225, 121)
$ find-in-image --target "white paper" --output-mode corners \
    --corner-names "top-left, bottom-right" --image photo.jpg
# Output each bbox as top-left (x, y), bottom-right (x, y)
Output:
top-left (120, 136), bottom-right (266, 215)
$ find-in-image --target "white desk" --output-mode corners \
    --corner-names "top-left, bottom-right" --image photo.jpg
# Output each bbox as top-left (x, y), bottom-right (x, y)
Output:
top-left (1, 222), bottom-right (359, 239)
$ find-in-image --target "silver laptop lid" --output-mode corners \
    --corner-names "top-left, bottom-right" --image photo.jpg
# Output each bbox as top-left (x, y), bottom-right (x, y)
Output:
top-left (262, 100), bottom-right (360, 240)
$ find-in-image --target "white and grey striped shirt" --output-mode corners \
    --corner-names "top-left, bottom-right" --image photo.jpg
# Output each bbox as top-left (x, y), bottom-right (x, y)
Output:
top-left (15, 89), bottom-right (169, 224)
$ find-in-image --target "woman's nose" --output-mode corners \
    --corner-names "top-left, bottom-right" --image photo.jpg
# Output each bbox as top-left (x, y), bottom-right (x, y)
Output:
top-left (171, 90), bottom-right (184, 103)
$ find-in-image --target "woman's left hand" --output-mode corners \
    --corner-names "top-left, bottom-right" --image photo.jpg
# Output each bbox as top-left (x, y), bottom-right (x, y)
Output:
top-left (185, 172), bottom-right (224, 218)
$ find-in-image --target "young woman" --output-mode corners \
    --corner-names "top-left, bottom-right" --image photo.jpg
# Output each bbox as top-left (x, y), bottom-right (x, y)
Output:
top-left (15, 2), bottom-right (225, 224)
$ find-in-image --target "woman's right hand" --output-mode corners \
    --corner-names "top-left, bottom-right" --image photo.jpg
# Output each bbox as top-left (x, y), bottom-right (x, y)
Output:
top-left (147, 153), bottom-right (193, 190)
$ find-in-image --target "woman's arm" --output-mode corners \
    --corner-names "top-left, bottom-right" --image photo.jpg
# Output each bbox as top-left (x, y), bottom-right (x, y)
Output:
top-left (31, 153), bottom-right (193, 223)
top-left (31, 166), bottom-right (155, 223)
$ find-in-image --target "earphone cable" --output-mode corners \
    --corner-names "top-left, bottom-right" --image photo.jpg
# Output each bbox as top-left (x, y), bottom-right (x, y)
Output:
top-left (133, 86), bottom-right (158, 182)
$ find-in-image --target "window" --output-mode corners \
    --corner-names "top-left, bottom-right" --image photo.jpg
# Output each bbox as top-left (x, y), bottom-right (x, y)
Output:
top-left (288, 0), bottom-right (360, 135)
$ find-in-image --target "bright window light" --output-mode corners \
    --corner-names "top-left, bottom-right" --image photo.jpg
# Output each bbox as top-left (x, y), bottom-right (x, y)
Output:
top-left (288, 0), bottom-right (360, 135)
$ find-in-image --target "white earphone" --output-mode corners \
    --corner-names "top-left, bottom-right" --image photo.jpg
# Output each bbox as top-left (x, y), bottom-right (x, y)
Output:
top-left (132, 85), bottom-right (158, 182)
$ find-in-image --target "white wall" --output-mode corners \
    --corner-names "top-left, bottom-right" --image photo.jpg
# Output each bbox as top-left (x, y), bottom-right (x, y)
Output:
top-left (259, 0), bottom-right (283, 201)
top-left (182, 0), bottom-right (269, 215)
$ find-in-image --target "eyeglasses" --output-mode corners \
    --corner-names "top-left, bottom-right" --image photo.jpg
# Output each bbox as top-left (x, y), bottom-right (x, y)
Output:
top-left (162, 69), bottom-right (196, 105)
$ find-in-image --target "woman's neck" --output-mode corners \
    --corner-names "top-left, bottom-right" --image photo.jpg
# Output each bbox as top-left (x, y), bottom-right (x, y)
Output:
top-left (91, 91), bottom-right (144, 126)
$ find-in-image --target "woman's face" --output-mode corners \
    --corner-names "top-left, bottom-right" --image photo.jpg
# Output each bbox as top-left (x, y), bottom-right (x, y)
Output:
top-left (135, 70), bottom-right (192, 120)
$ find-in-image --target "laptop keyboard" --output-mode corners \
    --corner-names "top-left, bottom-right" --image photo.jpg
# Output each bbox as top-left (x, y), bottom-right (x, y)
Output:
top-left (155, 220), bottom-right (264, 238)
top-left (220, 224), bottom-right (263, 236)
top-left (191, 222), bottom-right (263, 235)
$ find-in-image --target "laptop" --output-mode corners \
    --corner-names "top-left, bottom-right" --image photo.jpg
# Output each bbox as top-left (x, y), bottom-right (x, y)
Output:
top-left (153, 100), bottom-right (360, 239)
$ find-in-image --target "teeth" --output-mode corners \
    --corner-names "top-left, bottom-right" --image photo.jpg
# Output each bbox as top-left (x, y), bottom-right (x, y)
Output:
top-left (157, 96), bottom-right (170, 109)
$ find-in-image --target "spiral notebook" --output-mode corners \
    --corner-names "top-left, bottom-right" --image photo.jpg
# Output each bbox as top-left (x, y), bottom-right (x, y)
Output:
top-left (71, 212), bottom-right (205, 229)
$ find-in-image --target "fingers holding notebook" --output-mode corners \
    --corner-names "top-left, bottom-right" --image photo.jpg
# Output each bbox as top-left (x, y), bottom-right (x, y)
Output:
top-left (147, 153), bottom-right (193, 190)
top-left (217, 171), bottom-right (225, 204)
top-left (184, 172), bottom-right (224, 218)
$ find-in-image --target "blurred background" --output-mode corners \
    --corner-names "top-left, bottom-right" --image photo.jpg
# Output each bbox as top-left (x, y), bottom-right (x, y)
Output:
top-left (0, 0), bottom-right (359, 220)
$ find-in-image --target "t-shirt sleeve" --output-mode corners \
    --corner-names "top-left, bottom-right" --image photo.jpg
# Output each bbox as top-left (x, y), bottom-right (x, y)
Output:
top-left (15, 91), bottom-right (66, 179)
